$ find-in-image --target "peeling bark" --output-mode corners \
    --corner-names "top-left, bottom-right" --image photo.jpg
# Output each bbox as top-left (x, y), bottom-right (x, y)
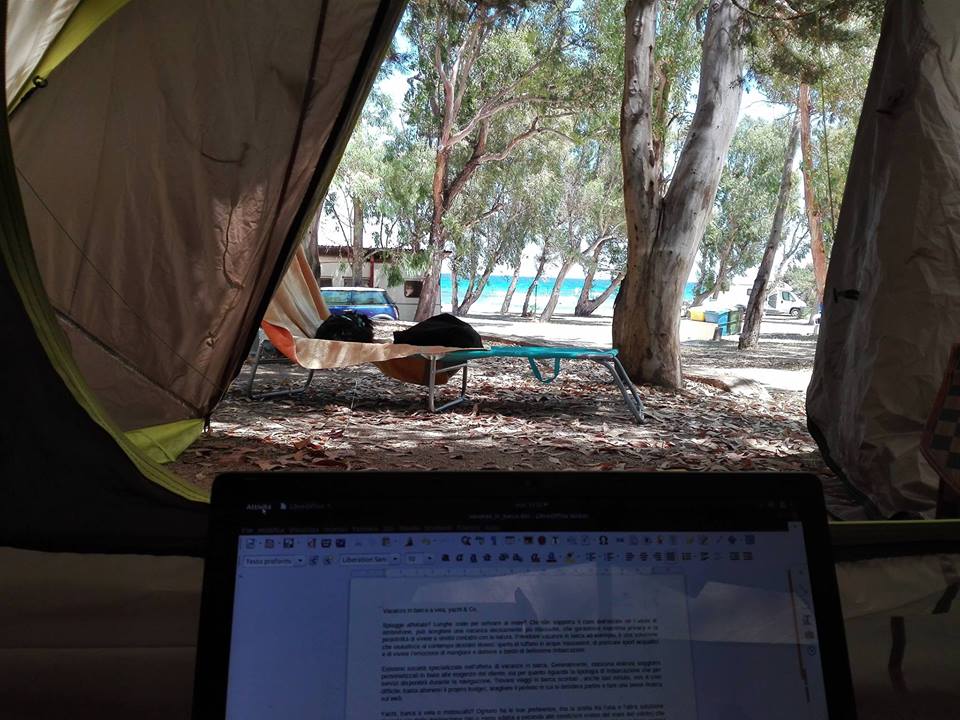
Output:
top-left (613, 0), bottom-right (745, 388)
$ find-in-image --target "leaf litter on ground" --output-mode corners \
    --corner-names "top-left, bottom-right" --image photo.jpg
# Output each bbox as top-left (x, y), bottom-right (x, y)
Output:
top-left (169, 337), bottom-right (863, 517)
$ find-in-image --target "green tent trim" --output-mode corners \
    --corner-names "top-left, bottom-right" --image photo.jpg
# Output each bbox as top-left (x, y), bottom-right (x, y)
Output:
top-left (8, 0), bottom-right (131, 113)
top-left (125, 419), bottom-right (204, 465)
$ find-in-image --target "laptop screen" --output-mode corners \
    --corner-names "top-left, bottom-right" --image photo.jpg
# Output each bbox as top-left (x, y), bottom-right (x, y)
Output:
top-left (225, 518), bottom-right (828, 719)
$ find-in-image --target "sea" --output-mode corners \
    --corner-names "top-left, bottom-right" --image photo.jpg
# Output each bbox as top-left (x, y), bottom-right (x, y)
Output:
top-left (440, 275), bottom-right (697, 315)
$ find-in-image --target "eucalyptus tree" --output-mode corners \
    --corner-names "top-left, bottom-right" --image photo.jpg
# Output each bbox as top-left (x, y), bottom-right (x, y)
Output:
top-left (575, 239), bottom-right (626, 317)
top-left (613, 0), bottom-right (880, 386)
top-left (321, 91), bottom-right (398, 283)
top-left (746, 1), bottom-right (880, 303)
top-left (693, 117), bottom-right (794, 305)
top-left (447, 133), bottom-right (564, 315)
top-left (521, 243), bottom-right (551, 317)
top-left (613, 0), bottom-right (742, 388)
top-left (739, 111), bottom-right (801, 350)
top-left (399, 0), bottom-right (597, 320)
top-left (540, 141), bottom-right (625, 322)
top-left (323, 124), bottom-right (386, 284)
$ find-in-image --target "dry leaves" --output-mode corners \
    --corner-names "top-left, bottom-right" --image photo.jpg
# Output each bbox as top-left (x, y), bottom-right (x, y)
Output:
top-left (168, 340), bottom-right (863, 517)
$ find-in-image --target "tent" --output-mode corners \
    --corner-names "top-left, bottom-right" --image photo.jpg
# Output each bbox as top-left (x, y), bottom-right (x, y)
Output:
top-left (0, 0), bottom-right (958, 717)
top-left (807, 0), bottom-right (960, 519)
top-left (0, 0), bottom-right (404, 554)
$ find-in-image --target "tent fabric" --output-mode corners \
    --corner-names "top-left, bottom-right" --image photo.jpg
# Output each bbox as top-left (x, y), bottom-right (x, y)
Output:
top-left (9, 0), bottom-right (396, 432)
top-left (126, 418), bottom-right (205, 465)
top-left (0, 0), bottom-right (405, 553)
top-left (7, 0), bottom-right (132, 112)
top-left (0, 5), bottom-right (208, 553)
top-left (0, 547), bottom-right (202, 719)
top-left (806, 0), bottom-right (960, 518)
top-left (262, 245), bottom-right (458, 370)
top-left (4, 0), bottom-right (80, 105)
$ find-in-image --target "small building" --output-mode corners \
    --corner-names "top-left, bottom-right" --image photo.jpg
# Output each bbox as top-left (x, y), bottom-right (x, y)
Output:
top-left (312, 245), bottom-right (440, 322)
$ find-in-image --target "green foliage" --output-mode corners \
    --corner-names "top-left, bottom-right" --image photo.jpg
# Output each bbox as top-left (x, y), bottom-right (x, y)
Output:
top-left (696, 116), bottom-right (799, 298)
top-left (783, 263), bottom-right (818, 304)
top-left (744, 0), bottom-right (883, 88)
top-left (398, 0), bottom-right (597, 145)
top-left (313, 0), bottom-right (879, 316)
top-left (743, 0), bottom-right (879, 265)
top-left (448, 134), bottom-right (567, 281)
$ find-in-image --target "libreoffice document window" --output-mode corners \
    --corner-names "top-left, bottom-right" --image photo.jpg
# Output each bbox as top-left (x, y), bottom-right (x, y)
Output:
top-left (227, 526), bottom-right (826, 720)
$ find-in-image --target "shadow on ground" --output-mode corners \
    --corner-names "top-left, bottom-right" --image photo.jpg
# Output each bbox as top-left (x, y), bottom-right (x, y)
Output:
top-left (170, 348), bottom-right (864, 518)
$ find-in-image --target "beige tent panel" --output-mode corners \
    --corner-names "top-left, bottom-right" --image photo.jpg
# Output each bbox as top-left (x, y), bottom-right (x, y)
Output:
top-left (807, 0), bottom-right (960, 517)
top-left (11, 0), bottom-right (385, 430)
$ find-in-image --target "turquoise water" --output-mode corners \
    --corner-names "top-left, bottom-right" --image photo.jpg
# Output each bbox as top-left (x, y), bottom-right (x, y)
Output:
top-left (440, 275), bottom-right (696, 315)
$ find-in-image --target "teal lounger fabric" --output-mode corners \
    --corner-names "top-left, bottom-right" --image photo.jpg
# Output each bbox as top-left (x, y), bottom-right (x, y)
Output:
top-left (442, 346), bottom-right (618, 362)
top-left (441, 346), bottom-right (619, 384)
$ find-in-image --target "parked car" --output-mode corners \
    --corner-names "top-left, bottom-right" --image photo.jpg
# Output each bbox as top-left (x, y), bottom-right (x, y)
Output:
top-left (320, 287), bottom-right (399, 321)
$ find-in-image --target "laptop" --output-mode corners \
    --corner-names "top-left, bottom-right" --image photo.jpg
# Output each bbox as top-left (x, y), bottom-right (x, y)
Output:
top-left (193, 472), bottom-right (855, 719)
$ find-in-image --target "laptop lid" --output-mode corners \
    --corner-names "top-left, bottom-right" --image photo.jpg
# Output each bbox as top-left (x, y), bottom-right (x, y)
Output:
top-left (193, 472), bottom-right (855, 719)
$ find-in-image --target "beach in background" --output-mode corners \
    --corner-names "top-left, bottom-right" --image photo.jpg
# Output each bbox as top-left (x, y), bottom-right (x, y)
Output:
top-left (441, 275), bottom-right (697, 315)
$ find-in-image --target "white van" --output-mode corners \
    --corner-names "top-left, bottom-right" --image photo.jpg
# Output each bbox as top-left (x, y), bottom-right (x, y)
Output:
top-left (765, 289), bottom-right (806, 317)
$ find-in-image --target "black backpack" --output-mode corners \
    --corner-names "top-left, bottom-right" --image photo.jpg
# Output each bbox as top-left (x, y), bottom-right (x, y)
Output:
top-left (393, 313), bottom-right (483, 348)
top-left (314, 311), bottom-right (374, 343)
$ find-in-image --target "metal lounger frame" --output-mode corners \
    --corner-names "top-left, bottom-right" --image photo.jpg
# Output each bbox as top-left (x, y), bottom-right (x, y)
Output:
top-left (246, 340), bottom-right (644, 424)
top-left (245, 338), bottom-right (315, 400)
top-left (424, 353), bottom-right (644, 423)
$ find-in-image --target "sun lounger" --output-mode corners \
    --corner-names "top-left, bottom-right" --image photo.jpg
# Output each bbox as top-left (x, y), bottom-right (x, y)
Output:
top-left (246, 340), bottom-right (644, 423)
top-left (421, 346), bottom-right (644, 423)
top-left (249, 248), bottom-right (643, 422)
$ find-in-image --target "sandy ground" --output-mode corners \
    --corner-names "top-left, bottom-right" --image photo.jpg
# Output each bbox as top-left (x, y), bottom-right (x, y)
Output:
top-left (464, 312), bottom-right (818, 393)
top-left (170, 311), bottom-right (864, 518)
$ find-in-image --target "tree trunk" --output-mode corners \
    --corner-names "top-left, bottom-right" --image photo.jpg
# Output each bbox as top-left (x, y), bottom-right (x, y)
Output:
top-left (500, 264), bottom-right (522, 314)
top-left (539, 259), bottom-right (574, 322)
top-left (612, 0), bottom-right (744, 388)
top-left (302, 215), bottom-right (321, 277)
top-left (416, 143), bottom-right (450, 321)
top-left (693, 286), bottom-right (713, 306)
top-left (773, 224), bottom-right (806, 285)
top-left (350, 196), bottom-right (364, 285)
top-left (575, 243), bottom-right (603, 314)
top-left (799, 83), bottom-right (827, 305)
top-left (576, 271), bottom-right (625, 317)
top-left (709, 225), bottom-right (738, 300)
top-left (449, 251), bottom-right (460, 316)
top-left (739, 112), bottom-right (801, 350)
top-left (457, 261), bottom-right (497, 316)
top-left (521, 251), bottom-right (547, 317)
top-left (417, 224), bottom-right (444, 322)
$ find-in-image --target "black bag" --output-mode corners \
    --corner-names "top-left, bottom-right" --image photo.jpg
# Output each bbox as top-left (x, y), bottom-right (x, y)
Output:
top-left (314, 311), bottom-right (374, 343)
top-left (393, 313), bottom-right (483, 348)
